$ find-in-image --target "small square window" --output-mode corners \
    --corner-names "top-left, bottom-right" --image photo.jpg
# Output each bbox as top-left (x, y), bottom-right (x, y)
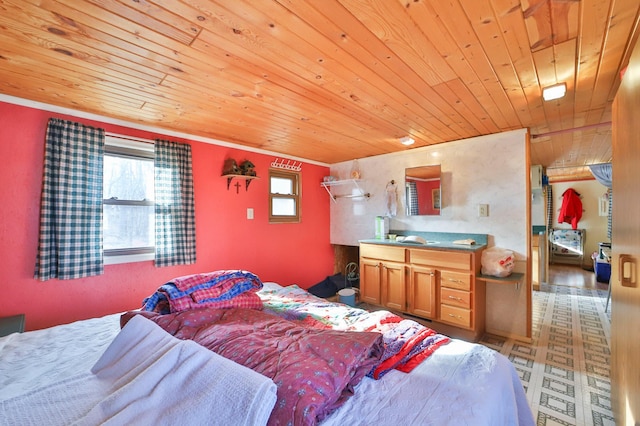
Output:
top-left (269, 169), bottom-right (300, 223)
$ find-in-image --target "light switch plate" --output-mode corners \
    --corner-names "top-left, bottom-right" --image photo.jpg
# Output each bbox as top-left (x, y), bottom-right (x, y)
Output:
top-left (247, 208), bottom-right (254, 220)
top-left (478, 204), bottom-right (489, 217)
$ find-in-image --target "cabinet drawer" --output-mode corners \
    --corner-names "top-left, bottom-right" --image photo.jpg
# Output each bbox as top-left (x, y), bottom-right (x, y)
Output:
top-left (360, 244), bottom-right (405, 263)
top-left (440, 271), bottom-right (471, 291)
top-left (409, 249), bottom-right (471, 270)
top-left (440, 305), bottom-right (471, 328)
top-left (441, 287), bottom-right (471, 309)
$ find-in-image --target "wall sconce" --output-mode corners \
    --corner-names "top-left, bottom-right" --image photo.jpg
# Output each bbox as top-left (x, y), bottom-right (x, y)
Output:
top-left (400, 136), bottom-right (415, 146)
top-left (542, 83), bottom-right (567, 101)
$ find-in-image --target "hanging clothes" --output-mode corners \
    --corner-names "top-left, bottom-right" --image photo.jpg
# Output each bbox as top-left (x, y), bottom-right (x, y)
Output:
top-left (385, 180), bottom-right (398, 217)
top-left (557, 188), bottom-right (582, 229)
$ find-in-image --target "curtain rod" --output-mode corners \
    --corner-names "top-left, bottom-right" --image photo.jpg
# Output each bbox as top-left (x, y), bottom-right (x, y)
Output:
top-left (105, 132), bottom-right (154, 145)
top-left (546, 162), bottom-right (611, 170)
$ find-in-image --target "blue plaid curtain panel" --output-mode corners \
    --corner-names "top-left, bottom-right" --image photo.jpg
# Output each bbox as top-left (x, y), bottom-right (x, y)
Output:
top-left (34, 118), bottom-right (105, 280)
top-left (154, 140), bottom-right (196, 267)
top-left (407, 181), bottom-right (419, 215)
top-left (546, 186), bottom-right (553, 229)
top-left (607, 189), bottom-right (612, 240)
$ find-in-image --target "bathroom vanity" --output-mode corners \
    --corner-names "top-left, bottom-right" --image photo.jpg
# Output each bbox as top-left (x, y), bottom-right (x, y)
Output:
top-left (359, 234), bottom-right (487, 341)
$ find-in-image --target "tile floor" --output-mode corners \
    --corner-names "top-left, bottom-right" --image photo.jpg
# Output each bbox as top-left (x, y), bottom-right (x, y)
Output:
top-left (480, 282), bottom-right (613, 425)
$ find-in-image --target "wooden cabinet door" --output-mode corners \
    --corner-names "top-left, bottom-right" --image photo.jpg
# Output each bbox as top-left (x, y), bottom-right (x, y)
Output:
top-left (360, 259), bottom-right (382, 304)
top-left (381, 261), bottom-right (406, 311)
top-left (611, 44), bottom-right (640, 425)
top-left (408, 266), bottom-right (436, 319)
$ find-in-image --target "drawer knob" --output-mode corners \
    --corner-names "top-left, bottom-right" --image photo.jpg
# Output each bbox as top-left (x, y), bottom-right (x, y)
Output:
top-left (448, 295), bottom-right (463, 301)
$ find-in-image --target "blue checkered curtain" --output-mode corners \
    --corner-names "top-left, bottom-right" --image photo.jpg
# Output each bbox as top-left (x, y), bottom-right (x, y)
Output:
top-left (607, 189), bottom-right (612, 240)
top-left (588, 164), bottom-right (612, 241)
top-left (154, 140), bottom-right (196, 267)
top-left (546, 185), bottom-right (553, 229)
top-left (406, 181), bottom-right (419, 215)
top-left (34, 118), bottom-right (105, 280)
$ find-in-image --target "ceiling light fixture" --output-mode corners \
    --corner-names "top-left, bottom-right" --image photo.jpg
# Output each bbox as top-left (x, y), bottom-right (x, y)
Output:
top-left (400, 136), bottom-right (415, 146)
top-left (542, 83), bottom-right (567, 101)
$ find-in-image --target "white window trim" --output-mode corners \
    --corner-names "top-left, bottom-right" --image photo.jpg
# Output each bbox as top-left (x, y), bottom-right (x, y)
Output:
top-left (104, 252), bottom-right (154, 265)
top-left (106, 133), bottom-right (154, 153)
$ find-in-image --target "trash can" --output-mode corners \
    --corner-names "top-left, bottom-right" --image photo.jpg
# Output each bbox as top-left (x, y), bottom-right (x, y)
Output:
top-left (594, 261), bottom-right (611, 283)
top-left (594, 243), bottom-right (611, 283)
top-left (338, 288), bottom-right (357, 307)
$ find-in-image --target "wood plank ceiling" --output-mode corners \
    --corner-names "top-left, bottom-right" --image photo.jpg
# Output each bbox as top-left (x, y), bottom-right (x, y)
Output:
top-left (1, 0), bottom-right (638, 181)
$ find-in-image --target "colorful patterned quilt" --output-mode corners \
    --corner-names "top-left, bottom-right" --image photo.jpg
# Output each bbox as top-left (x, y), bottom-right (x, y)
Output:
top-left (259, 284), bottom-right (450, 378)
top-left (142, 270), bottom-right (264, 314)
top-left (122, 308), bottom-right (383, 426)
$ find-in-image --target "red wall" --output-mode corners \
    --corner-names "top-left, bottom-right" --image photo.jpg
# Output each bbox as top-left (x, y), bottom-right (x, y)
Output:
top-left (0, 101), bottom-right (334, 331)
top-left (408, 178), bottom-right (440, 215)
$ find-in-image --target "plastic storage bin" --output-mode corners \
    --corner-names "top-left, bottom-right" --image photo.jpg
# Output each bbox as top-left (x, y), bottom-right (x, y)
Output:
top-left (594, 261), bottom-right (611, 283)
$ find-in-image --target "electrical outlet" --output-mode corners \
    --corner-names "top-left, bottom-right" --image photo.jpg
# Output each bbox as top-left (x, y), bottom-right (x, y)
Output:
top-left (478, 204), bottom-right (489, 217)
top-left (247, 208), bottom-right (254, 220)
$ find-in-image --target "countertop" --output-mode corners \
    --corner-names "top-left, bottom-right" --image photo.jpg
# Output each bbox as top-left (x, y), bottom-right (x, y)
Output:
top-left (360, 231), bottom-right (487, 252)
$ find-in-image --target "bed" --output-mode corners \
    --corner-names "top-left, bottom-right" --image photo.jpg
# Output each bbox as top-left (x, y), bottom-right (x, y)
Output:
top-left (0, 276), bottom-right (534, 426)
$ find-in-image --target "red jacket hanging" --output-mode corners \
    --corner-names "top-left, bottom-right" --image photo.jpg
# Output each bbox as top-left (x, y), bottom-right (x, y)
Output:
top-left (558, 188), bottom-right (582, 229)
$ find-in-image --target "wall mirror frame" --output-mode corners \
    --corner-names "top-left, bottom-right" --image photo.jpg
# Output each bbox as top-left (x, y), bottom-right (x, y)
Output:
top-left (405, 165), bottom-right (441, 216)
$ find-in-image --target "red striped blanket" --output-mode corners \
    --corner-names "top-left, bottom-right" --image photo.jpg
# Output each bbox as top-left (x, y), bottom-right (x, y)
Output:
top-left (142, 270), bottom-right (264, 314)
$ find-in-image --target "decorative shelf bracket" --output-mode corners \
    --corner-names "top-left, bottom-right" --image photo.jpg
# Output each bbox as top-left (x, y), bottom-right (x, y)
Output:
top-left (223, 174), bottom-right (259, 193)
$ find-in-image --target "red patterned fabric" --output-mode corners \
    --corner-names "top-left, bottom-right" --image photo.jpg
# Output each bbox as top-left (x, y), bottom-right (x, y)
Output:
top-left (142, 270), bottom-right (263, 313)
top-left (122, 308), bottom-right (383, 426)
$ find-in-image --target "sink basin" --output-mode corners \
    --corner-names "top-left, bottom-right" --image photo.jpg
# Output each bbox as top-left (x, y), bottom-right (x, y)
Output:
top-left (398, 240), bottom-right (439, 245)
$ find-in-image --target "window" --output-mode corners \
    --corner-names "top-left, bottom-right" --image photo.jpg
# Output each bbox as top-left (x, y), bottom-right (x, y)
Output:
top-left (269, 169), bottom-right (300, 223)
top-left (103, 137), bottom-right (155, 264)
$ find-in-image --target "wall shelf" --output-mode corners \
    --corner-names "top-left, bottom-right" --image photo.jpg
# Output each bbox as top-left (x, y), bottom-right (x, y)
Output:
top-left (477, 272), bottom-right (524, 290)
top-left (223, 174), bottom-right (259, 192)
top-left (321, 179), bottom-right (370, 203)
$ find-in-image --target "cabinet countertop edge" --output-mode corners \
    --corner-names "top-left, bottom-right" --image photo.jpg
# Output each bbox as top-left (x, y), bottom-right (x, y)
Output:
top-left (359, 239), bottom-right (486, 252)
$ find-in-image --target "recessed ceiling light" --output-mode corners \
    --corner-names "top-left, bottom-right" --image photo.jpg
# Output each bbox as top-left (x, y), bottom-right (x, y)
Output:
top-left (400, 136), bottom-right (415, 146)
top-left (542, 83), bottom-right (567, 101)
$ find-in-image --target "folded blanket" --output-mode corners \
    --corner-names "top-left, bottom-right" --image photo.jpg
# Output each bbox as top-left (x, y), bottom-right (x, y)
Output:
top-left (0, 315), bottom-right (277, 426)
top-left (143, 269), bottom-right (264, 313)
top-left (123, 308), bottom-right (383, 426)
top-left (364, 316), bottom-right (450, 379)
top-left (259, 285), bottom-right (450, 377)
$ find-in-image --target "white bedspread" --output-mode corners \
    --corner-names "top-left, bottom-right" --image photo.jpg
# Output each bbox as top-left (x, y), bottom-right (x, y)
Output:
top-left (0, 285), bottom-right (534, 426)
top-left (0, 315), bottom-right (277, 426)
top-left (323, 339), bottom-right (532, 425)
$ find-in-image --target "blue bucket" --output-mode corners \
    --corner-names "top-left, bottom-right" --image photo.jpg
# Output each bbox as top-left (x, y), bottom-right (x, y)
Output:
top-left (338, 288), bottom-right (356, 307)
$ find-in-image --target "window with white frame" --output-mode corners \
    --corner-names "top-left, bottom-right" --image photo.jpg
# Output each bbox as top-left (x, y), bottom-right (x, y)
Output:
top-left (103, 136), bottom-right (155, 263)
top-left (269, 169), bottom-right (300, 223)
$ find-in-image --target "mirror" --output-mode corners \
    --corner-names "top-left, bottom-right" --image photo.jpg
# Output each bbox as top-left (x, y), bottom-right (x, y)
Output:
top-left (405, 165), bottom-right (441, 216)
